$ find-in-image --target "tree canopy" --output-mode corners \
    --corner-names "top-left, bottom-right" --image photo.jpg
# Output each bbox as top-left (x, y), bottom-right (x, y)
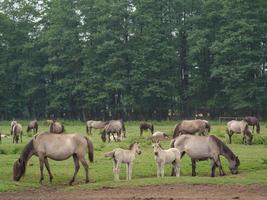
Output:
top-left (0, 0), bottom-right (266, 120)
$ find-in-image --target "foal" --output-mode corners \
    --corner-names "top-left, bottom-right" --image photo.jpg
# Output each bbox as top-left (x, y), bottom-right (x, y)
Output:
top-left (105, 142), bottom-right (141, 181)
top-left (153, 142), bottom-right (181, 177)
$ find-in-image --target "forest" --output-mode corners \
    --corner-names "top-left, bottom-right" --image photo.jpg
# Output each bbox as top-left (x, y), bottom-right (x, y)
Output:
top-left (0, 0), bottom-right (266, 120)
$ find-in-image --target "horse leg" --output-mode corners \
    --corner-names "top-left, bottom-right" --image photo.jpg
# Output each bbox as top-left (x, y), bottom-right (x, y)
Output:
top-left (69, 154), bottom-right (80, 185)
top-left (160, 163), bottom-right (164, 177)
top-left (140, 129), bottom-right (143, 136)
top-left (228, 131), bottom-right (233, 144)
top-left (12, 136), bottom-right (14, 144)
top-left (252, 125), bottom-right (255, 133)
top-left (210, 159), bottom-right (216, 177)
top-left (20, 132), bottom-right (22, 143)
top-left (89, 127), bottom-right (92, 135)
top-left (216, 157), bottom-right (225, 176)
top-left (80, 158), bottom-right (89, 183)
top-left (191, 159), bottom-right (196, 176)
top-left (44, 157), bottom-right (53, 183)
top-left (115, 160), bottom-right (121, 181)
top-left (39, 156), bottom-right (45, 184)
top-left (128, 162), bottom-right (133, 180)
top-left (157, 162), bottom-right (161, 177)
top-left (112, 133), bottom-right (117, 142)
top-left (108, 133), bottom-right (111, 143)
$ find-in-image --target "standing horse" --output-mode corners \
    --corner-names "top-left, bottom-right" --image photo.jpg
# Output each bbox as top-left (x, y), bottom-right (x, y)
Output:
top-left (104, 142), bottom-right (141, 181)
top-left (48, 120), bottom-right (65, 134)
top-left (140, 122), bottom-right (154, 136)
top-left (171, 135), bottom-right (240, 177)
top-left (86, 120), bottom-right (108, 135)
top-left (244, 116), bottom-right (260, 134)
top-left (153, 142), bottom-right (180, 177)
top-left (173, 119), bottom-right (210, 138)
top-left (11, 121), bottom-right (23, 144)
top-left (101, 120), bottom-right (126, 142)
top-left (226, 120), bottom-right (253, 145)
top-left (27, 120), bottom-right (38, 133)
top-left (13, 132), bottom-right (94, 185)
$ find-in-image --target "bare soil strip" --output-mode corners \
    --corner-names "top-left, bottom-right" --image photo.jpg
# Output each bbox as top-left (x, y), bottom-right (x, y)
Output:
top-left (1, 184), bottom-right (267, 200)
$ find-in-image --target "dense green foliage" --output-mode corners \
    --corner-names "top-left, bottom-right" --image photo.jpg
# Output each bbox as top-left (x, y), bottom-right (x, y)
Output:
top-left (0, 0), bottom-right (266, 120)
top-left (0, 121), bottom-right (266, 192)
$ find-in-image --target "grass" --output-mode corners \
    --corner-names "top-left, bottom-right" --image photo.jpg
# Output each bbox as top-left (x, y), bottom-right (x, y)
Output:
top-left (0, 120), bottom-right (267, 192)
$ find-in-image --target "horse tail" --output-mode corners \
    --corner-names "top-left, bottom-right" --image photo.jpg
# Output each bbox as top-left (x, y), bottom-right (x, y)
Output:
top-left (104, 150), bottom-right (115, 158)
top-left (256, 123), bottom-right (260, 134)
top-left (86, 124), bottom-right (89, 135)
top-left (205, 122), bottom-right (211, 133)
top-left (49, 123), bottom-right (53, 133)
top-left (170, 139), bottom-right (176, 148)
top-left (84, 137), bottom-right (94, 163)
top-left (36, 124), bottom-right (38, 133)
top-left (173, 122), bottom-right (181, 138)
top-left (61, 124), bottom-right (65, 133)
top-left (151, 124), bottom-right (154, 134)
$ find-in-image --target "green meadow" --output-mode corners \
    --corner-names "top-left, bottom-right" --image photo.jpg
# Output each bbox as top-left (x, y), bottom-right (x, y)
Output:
top-left (0, 120), bottom-right (267, 192)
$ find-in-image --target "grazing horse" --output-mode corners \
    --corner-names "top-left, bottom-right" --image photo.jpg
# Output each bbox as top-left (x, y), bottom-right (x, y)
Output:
top-left (151, 131), bottom-right (169, 142)
top-left (173, 119), bottom-right (210, 138)
top-left (11, 121), bottom-right (23, 144)
top-left (226, 120), bottom-right (253, 145)
top-left (140, 122), bottom-right (154, 136)
top-left (101, 120), bottom-right (126, 142)
top-left (13, 132), bottom-right (94, 185)
top-left (104, 142), bottom-right (141, 181)
top-left (47, 120), bottom-right (65, 134)
top-left (244, 116), bottom-right (260, 134)
top-left (27, 120), bottom-right (38, 133)
top-left (86, 120), bottom-right (108, 135)
top-left (171, 135), bottom-right (240, 177)
top-left (152, 142), bottom-right (180, 177)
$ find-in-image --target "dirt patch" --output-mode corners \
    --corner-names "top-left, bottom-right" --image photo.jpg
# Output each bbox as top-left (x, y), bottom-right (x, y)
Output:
top-left (1, 184), bottom-right (267, 200)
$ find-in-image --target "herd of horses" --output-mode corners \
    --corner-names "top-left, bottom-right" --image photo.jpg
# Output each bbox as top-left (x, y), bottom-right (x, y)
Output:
top-left (0, 116), bottom-right (260, 185)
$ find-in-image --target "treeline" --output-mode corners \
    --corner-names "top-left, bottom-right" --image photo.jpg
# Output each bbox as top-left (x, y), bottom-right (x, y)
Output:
top-left (0, 0), bottom-right (266, 120)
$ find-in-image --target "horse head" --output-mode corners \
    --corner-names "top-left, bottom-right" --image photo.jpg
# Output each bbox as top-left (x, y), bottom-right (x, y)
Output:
top-left (229, 156), bottom-right (240, 174)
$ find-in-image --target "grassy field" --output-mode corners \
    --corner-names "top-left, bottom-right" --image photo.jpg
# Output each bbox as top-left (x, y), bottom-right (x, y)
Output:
top-left (0, 120), bottom-right (267, 192)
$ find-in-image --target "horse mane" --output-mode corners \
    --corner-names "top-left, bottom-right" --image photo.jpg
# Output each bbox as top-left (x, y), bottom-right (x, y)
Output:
top-left (19, 139), bottom-right (34, 176)
top-left (173, 122), bottom-right (181, 138)
top-left (209, 135), bottom-right (236, 160)
top-left (129, 143), bottom-right (136, 150)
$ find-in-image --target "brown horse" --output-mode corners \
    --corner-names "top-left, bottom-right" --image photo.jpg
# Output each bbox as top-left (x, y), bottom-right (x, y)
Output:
top-left (11, 121), bottom-right (23, 143)
top-left (171, 135), bottom-right (240, 177)
top-left (27, 120), bottom-right (38, 133)
top-left (86, 120), bottom-right (108, 135)
top-left (140, 122), bottom-right (154, 136)
top-left (47, 120), bottom-right (65, 134)
top-left (173, 119), bottom-right (210, 138)
top-left (243, 116), bottom-right (260, 134)
top-left (101, 120), bottom-right (126, 142)
top-left (226, 120), bottom-right (253, 145)
top-left (13, 132), bottom-right (94, 185)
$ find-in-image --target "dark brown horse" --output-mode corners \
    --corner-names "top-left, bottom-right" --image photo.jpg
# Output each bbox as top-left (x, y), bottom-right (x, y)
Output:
top-left (139, 122), bottom-right (154, 136)
top-left (27, 120), bottom-right (38, 133)
top-left (243, 116), bottom-right (260, 134)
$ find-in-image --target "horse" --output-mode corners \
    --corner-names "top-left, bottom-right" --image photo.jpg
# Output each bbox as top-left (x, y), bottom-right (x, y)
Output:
top-left (243, 116), bottom-right (260, 134)
top-left (226, 120), bottom-right (253, 145)
top-left (173, 119), bottom-right (210, 138)
top-left (86, 120), bottom-right (108, 135)
top-left (11, 121), bottom-right (23, 143)
top-left (27, 120), bottom-right (38, 133)
top-left (152, 142), bottom-right (180, 177)
top-left (140, 122), bottom-right (154, 136)
top-left (47, 120), bottom-right (65, 134)
top-left (170, 135), bottom-right (240, 177)
top-left (10, 120), bottom-right (17, 135)
top-left (13, 132), bottom-right (94, 185)
top-left (104, 142), bottom-right (141, 181)
top-left (151, 131), bottom-right (169, 142)
top-left (101, 120), bottom-right (126, 142)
